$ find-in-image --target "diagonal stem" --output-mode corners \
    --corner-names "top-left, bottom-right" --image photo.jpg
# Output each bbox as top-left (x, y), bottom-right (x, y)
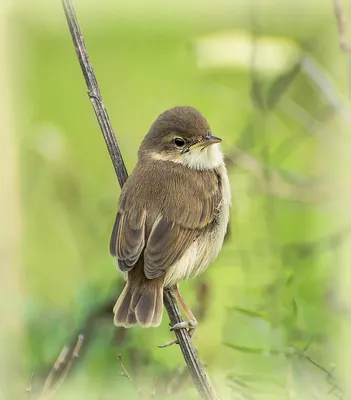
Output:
top-left (163, 288), bottom-right (217, 398)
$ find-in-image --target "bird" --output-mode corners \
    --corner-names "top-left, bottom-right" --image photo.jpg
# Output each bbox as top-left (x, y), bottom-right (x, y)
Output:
top-left (110, 106), bottom-right (231, 340)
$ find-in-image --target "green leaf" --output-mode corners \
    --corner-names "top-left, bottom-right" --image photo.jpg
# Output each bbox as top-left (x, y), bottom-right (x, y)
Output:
top-left (230, 373), bottom-right (285, 387)
top-left (224, 342), bottom-right (294, 356)
top-left (229, 306), bottom-right (270, 322)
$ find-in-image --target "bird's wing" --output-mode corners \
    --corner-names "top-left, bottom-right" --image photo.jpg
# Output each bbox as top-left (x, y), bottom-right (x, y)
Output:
top-left (110, 161), bottom-right (221, 278)
top-left (110, 208), bottom-right (147, 271)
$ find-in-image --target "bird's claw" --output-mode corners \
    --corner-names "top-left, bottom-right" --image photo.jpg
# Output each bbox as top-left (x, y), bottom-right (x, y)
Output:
top-left (157, 339), bottom-right (179, 348)
top-left (158, 320), bottom-right (198, 348)
top-left (170, 320), bottom-right (197, 332)
top-left (170, 321), bottom-right (197, 331)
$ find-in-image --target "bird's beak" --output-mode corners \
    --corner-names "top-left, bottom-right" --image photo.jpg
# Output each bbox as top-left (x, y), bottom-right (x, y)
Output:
top-left (187, 134), bottom-right (222, 151)
top-left (196, 134), bottom-right (222, 149)
top-left (203, 134), bottom-right (222, 145)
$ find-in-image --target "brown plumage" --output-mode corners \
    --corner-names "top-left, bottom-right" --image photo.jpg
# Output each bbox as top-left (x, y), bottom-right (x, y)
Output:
top-left (110, 106), bottom-right (231, 328)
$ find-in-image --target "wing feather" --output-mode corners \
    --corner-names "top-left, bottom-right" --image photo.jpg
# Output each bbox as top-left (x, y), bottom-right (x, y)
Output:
top-left (110, 208), bottom-right (146, 272)
top-left (144, 218), bottom-right (197, 279)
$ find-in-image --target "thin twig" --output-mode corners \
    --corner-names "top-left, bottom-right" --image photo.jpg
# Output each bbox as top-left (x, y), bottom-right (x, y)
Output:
top-left (117, 354), bottom-right (133, 382)
top-left (39, 346), bottom-right (70, 397)
top-left (151, 376), bottom-right (159, 398)
top-left (117, 354), bottom-right (141, 396)
top-left (49, 334), bottom-right (84, 397)
top-left (295, 346), bottom-right (343, 397)
top-left (26, 372), bottom-right (35, 397)
top-left (60, 1), bottom-right (217, 399)
top-left (38, 335), bottom-right (84, 400)
top-left (332, 0), bottom-right (351, 52)
top-left (36, 283), bottom-right (128, 383)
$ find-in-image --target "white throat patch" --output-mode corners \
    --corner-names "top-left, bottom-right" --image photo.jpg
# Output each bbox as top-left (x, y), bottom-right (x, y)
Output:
top-left (181, 144), bottom-right (224, 170)
top-left (151, 144), bottom-right (224, 171)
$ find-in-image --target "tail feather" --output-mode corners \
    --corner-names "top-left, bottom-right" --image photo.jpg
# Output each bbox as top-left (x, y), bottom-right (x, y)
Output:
top-left (113, 283), bottom-right (133, 326)
top-left (114, 277), bottom-right (164, 328)
top-left (154, 285), bottom-right (164, 326)
top-left (135, 288), bottom-right (157, 326)
top-left (127, 310), bottom-right (137, 325)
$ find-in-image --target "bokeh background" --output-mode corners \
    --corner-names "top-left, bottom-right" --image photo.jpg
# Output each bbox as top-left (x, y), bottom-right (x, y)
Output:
top-left (1, 0), bottom-right (351, 399)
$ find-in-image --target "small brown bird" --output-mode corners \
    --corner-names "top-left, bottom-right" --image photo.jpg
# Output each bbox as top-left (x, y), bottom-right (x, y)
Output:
top-left (110, 106), bottom-right (231, 338)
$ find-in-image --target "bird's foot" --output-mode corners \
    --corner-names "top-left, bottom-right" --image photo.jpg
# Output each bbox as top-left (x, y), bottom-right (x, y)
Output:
top-left (170, 319), bottom-right (197, 333)
top-left (157, 338), bottom-right (178, 348)
top-left (158, 319), bottom-right (197, 348)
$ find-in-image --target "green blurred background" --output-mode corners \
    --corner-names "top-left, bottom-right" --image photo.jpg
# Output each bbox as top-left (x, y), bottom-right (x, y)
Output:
top-left (2, 0), bottom-right (351, 398)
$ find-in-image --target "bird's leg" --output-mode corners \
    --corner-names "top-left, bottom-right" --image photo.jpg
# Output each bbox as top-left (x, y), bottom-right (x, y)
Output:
top-left (170, 284), bottom-right (198, 334)
top-left (158, 285), bottom-right (198, 348)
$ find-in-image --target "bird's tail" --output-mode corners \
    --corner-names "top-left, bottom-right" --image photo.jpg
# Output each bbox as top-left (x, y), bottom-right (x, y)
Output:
top-left (113, 269), bottom-right (164, 328)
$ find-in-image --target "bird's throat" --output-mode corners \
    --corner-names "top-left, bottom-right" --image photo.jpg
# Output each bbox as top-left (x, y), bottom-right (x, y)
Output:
top-left (150, 144), bottom-right (224, 171)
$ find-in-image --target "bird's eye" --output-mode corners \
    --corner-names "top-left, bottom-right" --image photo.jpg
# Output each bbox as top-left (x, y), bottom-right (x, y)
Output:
top-left (173, 138), bottom-right (185, 147)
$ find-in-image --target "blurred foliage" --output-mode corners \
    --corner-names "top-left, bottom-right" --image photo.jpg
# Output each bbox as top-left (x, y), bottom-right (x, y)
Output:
top-left (7, 0), bottom-right (351, 398)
